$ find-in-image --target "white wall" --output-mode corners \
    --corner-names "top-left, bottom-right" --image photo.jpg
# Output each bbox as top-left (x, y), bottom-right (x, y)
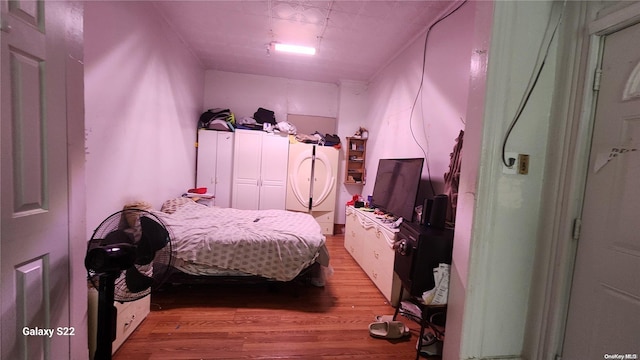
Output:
top-left (337, 80), bottom-right (369, 222)
top-left (204, 71), bottom-right (338, 121)
top-left (84, 1), bottom-right (204, 236)
top-left (455, 1), bottom-right (560, 359)
top-left (362, 1), bottom-right (475, 218)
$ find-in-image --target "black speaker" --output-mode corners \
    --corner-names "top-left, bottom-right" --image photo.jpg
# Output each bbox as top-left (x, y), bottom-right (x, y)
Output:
top-left (428, 194), bottom-right (448, 229)
top-left (394, 222), bottom-right (454, 297)
top-left (420, 198), bottom-right (433, 226)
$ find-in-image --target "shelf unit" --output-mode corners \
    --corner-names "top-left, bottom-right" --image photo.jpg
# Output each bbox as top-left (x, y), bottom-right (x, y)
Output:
top-left (345, 137), bottom-right (367, 184)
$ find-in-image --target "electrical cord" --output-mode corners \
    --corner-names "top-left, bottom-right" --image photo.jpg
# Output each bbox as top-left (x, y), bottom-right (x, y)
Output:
top-left (500, 1), bottom-right (566, 167)
top-left (409, 0), bottom-right (468, 197)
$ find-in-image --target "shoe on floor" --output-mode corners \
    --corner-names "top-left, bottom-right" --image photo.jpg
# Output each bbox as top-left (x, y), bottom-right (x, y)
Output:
top-left (374, 314), bottom-right (395, 322)
top-left (368, 321), bottom-right (410, 339)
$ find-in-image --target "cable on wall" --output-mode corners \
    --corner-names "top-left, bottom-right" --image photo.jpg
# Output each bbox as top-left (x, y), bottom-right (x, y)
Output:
top-left (500, 0), bottom-right (566, 167)
top-left (409, 0), bottom-right (468, 197)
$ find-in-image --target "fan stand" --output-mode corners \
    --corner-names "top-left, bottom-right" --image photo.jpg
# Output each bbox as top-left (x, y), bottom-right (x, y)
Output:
top-left (94, 273), bottom-right (118, 360)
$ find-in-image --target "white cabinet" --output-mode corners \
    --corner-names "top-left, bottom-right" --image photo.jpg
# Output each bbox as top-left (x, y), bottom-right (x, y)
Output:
top-left (88, 289), bottom-right (150, 359)
top-left (232, 130), bottom-right (289, 210)
top-left (286, 142), bottom-right (339, 235)
top-left (196, 130), bottom-right (234, 207)
top-left (344, 206), bottom-right (402, 305)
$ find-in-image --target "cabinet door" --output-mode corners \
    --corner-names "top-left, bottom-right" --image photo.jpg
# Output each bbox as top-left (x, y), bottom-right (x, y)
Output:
top-left (344, 210), bottom-right (363, 265)
top-left (214, 132), bottom-right (234, 208)
top-left (232, 130), bottom-right (262, 210)
top-left (311, 146), bottom-right (339, 211)
top-left (196, 130), bottom-right (218, 190)
top-left (258, 134), bottom-right (289, 210)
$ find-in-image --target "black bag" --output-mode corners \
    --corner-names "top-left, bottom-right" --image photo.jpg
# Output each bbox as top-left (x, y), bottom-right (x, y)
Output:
top-left (253, 107), bottom-right (276, 125)
top-left (199, 108), bottom-right (232, 129)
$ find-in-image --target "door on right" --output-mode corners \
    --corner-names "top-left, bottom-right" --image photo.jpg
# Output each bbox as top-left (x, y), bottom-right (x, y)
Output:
top-left (562, 21), bottom-right (640, 359)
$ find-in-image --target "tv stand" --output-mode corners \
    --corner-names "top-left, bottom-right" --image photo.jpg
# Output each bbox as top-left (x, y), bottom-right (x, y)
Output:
top-left (344, 206), bottom-right (402, 305)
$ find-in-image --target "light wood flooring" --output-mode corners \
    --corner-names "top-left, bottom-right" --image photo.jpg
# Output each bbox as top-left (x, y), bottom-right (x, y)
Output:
top-left (113, 235), bottom-right (435, 359)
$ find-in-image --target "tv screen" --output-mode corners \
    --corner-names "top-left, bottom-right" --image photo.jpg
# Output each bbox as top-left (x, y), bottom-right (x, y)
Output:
top-left (371, 158), bottom-right (424, 221)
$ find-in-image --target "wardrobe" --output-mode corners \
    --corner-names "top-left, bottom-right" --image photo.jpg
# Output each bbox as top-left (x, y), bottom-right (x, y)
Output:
top-left (195, 129), bottom-right (234, 207)
top-left (286, 142), bottom-right (339, 234)
top-left (231, 129), bottom-right (289, 210)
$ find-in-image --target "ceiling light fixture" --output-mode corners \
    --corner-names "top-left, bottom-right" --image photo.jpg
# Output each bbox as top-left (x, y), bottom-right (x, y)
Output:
top-left (273, 43), bottom-right (316, 56)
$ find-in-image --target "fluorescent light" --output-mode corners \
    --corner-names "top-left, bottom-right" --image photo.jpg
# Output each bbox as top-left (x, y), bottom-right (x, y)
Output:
top-left (273, 43), bottom-right (316, 55)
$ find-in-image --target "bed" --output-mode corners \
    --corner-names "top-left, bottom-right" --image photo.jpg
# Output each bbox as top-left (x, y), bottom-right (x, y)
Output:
top-left (151, 198), bottom-right (330, 286)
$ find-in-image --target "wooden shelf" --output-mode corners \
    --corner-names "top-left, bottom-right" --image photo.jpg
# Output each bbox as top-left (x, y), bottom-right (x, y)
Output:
top-left (345, 137), bottom-right (367, 184)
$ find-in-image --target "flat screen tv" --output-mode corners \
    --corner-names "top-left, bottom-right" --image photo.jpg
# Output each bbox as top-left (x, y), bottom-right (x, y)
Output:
top-left (370, 158), bottom-right (424, 221)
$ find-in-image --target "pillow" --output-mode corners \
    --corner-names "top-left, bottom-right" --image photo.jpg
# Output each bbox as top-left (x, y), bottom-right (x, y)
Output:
top-left (160, 197), bottom-right (193, 214)
top-left (122, 201), bottom-right (153, 228)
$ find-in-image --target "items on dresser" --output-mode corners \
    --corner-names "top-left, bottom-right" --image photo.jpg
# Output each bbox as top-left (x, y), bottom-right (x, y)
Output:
top-left (286, 141), bottom-right (339, 235)
top-left (344, 206), bottom-right (402, 305)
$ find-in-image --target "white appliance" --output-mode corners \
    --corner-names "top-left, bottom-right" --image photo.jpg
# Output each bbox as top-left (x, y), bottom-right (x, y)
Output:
top-left (286, 142), bottom-right (339, 234)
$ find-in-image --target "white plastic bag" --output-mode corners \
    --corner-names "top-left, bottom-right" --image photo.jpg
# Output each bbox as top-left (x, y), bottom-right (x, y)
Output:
top-left (421, 263), bottom-right (450, 305)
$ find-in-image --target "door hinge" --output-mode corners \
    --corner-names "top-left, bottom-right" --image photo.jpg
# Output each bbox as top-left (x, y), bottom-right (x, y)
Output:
top-left (593, 68), bottom-right (602, 91)
top-left (572, 218), bottom-right (582, 241)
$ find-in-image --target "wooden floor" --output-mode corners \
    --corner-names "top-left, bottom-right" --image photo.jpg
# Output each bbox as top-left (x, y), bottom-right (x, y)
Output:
top-left (113, 235), bottom-right (435, 359)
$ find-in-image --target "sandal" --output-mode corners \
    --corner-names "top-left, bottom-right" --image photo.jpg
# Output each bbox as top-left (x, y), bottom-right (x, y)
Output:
top-left (368, 321), bottom-right (410, 339)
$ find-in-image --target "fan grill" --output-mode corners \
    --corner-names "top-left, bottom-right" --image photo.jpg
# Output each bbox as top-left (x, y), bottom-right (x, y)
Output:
top-left (87, 209), bottom-right (173, 302)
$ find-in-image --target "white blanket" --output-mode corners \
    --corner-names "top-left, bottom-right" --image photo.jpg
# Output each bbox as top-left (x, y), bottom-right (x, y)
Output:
top-left (153, 201), bottom-right (326, 281)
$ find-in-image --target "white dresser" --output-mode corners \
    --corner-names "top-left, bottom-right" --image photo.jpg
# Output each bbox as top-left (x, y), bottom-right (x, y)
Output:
top-left (88, 288), bottom-right (150, 358)
top-left (344, 206), bottom-right (402, 305)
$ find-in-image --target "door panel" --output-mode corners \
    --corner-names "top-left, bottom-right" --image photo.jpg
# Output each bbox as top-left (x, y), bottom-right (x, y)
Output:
top-left (311, 147), bottom-right (338, 211)
top-left (562, 21), bottom-right (640, 358)
top-left (1, 0), bottom-right (71, 358)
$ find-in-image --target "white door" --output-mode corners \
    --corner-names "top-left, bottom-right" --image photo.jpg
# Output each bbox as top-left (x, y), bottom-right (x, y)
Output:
top-left (196, 130), bottom-right (219, 192)
top-left (232, 130), bottom-right (262, 210)
top-left (286, 142), bottom-right (313, 212)
top-left (286, 144), bottom-right (338, 212)
top-left (196, 130), bottom-right (234, 207)
top-left (310, 146), bottom-right (338, 211)
top-left (214, 132), bottom-right (234, 208)
top-left (562, 21), bottom-right (640, 358)
top-left (1, 1), bottom-right (71, 359)
top-left (259, 134), bottom-right (289, 210)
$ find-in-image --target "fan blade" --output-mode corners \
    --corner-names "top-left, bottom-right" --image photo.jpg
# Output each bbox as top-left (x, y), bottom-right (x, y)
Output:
top-left (102, 229), bottom-right (133, 246)
top-left (125, 266), bottom-right (154, 293)
top-left (135, 216), bottom-right (169, 265)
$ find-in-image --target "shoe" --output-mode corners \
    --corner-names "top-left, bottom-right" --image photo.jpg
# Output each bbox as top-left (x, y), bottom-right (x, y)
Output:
top-left (368, 321), bottom-right (410, 339)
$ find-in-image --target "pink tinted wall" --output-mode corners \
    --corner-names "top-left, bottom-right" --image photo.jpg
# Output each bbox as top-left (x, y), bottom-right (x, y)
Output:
top-left (443, 1), bottom-right (493, 359)
top-left (363, 2), bottom-right (475, 204)
top-left (84, 1), bottom-right (204, 235)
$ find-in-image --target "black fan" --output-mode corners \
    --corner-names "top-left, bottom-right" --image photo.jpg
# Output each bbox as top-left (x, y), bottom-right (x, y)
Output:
top-left (85, 209), bottom-right (173, 360)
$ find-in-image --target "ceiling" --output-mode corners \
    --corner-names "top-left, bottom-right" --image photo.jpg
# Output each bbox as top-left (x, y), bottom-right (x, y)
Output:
top-left (152, 1), bottom-right (455, 84)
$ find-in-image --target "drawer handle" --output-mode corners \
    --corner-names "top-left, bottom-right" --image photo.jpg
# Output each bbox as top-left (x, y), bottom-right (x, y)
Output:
top-left (372, 271), bottom-right (378, 279)
top-left (376, 230), bottom-right (381, 238)
top-left (374, 251), bottom-right (379, 259)
top-left (124, 314), bottom-right (136, 327)
top-left (351, 231), bottom-right (356, 237)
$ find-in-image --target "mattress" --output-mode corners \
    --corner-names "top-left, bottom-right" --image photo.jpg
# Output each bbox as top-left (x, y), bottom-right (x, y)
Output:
top-left (153, 201), bottom-right (327, 282)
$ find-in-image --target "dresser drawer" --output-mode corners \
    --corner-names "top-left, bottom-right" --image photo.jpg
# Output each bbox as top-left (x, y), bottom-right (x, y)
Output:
top-left (112, 295), bottom-right (150, 352)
